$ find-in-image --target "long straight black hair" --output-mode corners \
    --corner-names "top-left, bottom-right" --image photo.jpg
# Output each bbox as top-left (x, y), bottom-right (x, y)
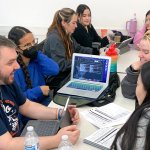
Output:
top-left (111, 60), bottom-right (150, 150)
top-left (145, 10), bottom-right (150, 32)
top-left (76, 4), bottom-right (91, 17)
top-left (76, 4), bottom-right (91, 27)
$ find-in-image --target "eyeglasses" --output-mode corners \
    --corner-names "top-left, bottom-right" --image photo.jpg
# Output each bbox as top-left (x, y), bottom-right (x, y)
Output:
top-left (18, 38), bottom-right (38, 50)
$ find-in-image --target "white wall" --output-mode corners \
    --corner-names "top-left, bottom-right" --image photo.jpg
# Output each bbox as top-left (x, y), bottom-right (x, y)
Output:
top-left (0, 0), bottom-right (149, 41)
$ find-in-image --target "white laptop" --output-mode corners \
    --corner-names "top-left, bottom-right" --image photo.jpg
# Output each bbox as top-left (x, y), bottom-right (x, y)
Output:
top-left (57, 53), bottom-right (111, 99)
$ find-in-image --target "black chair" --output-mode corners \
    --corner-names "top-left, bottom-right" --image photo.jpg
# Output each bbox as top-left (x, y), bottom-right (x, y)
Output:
top-left (36, 39), bottom-right (45, 52)
top-left (92, 42), bottom-right (101, 54)
top-left (45, 70), bottom-right (71, 97)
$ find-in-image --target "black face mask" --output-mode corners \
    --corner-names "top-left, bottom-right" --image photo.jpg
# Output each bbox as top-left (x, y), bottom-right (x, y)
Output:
top-left (22, 46), bottom-right (38, 60)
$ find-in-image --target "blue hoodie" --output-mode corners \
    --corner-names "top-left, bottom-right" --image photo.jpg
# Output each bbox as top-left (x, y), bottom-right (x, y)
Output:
top-left (14, 51), bottom-right (59, 105)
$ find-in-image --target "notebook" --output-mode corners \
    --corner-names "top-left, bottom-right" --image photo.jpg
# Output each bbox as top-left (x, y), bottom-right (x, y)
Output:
top-left (83, 127), bottom-right (119, 150)
top-left (21, 97), bottom-right (71, 136)
top-left (57, 53), bottom-right (111, 99)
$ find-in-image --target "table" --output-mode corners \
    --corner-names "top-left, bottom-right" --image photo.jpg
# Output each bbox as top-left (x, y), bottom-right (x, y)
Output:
top-left (49, 49), bottom-right (139, 150)
top-left (117, 49), bottom-right (139, 73)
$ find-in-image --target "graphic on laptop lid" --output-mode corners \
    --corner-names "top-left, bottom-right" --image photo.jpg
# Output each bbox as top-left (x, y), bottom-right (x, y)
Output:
top-left (117, 37), bottom-right (133, 54)
top-left (21, 97), bottom-right (71, 136)
top-left (58, 53), bottom-right (111, 99)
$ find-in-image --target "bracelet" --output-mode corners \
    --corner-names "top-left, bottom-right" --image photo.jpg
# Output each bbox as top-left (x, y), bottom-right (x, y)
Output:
top-left (58, 108), bottom-right (63, 120)
top-left (56, 108), bottom-right (58, 120)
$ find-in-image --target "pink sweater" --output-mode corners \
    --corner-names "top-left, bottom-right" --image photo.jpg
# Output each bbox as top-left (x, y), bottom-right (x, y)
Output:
top-left (133, 25), bottom-right (146, 46)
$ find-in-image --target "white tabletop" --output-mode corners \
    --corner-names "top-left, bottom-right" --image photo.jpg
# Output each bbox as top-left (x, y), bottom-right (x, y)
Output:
top-left (117, 49), bottom-right (139, 73)
top-left (49, 48), bottom-right (139, 150)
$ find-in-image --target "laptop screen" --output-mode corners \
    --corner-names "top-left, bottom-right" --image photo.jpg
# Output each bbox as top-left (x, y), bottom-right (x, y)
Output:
top-left (72, 55), bottom-right (109, 83)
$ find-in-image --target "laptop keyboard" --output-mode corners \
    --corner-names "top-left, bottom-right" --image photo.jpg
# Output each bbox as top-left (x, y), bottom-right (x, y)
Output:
top-left (21, 120), bottom-right (59, 136)
top-left (67, 82), bottom-right (102, 92)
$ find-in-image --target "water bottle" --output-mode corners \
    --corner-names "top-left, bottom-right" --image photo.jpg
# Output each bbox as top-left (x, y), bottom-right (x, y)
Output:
top-left (58, 135), bottom-right (72, 150)
top-left (24, 126), bottom-right (39, 150)
top-left (105, 44), bottom-right (118, 73)
top-left (126, 13), bottom-right (137, 37)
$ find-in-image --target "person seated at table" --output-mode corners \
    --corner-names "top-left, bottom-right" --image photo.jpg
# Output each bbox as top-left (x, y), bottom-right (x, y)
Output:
top-left (8, 26), bottom-right (59, 124)
top-left (133, 10), bottom-right (150, 48)
top-left (44, 8), bottom-right (96, 94)
top-left (72, 4), bottom-right (109, 50)
top-left (0, 35), bottom-right (80, 150)
top-left (121, 30), bottom-right (150, 100)
top-left (111, 61), bottom-right (150, 150)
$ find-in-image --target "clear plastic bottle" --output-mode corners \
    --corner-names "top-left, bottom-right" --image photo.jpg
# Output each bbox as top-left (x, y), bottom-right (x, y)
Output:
top-left (24, 126), bottom-right (39, 150)
top-left (58, 135), bottom-right (72, 150)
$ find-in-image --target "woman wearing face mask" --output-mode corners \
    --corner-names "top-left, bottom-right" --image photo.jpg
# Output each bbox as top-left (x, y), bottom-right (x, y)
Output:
top-left (72, 4), bottom-right (109, 49)
top-left (133, 10), bottom-right (150, 48)
top-left (111, 61), bottom-right (150, 150)
top-left (8, 26), bottom-right (59, 123)
top-left (44, 8), bottom-right (94, 94)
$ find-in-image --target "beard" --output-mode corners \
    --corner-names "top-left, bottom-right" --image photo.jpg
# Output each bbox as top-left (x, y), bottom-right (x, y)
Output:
top-left (0, 71), bottom-right (14, 85)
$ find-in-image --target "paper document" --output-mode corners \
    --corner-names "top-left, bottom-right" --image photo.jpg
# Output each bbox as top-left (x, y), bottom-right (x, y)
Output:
top-left (84, 127), bottom-right (119, 150)
top-left (81, 103), bottom-right (132, 128)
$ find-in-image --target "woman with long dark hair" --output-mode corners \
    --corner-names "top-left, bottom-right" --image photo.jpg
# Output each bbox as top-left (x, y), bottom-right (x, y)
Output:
top-left (8, 26), bottom-right (59, 124)
top-left (44, 8), bottom-right (95, 93)
top-left (111, 61), bottom-right (150, 150)
top-left (73, 4), bottom-right (109, 49)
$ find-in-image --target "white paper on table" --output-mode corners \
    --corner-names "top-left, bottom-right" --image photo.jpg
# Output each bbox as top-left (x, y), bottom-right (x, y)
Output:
top-left (81, 103), bottom-right (132, 128)
top-left (83, 127), bottom-right (120, 149)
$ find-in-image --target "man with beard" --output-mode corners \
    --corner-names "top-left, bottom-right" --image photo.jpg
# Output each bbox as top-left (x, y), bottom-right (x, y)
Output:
top-left (0, 36), bottom-right (80, 150)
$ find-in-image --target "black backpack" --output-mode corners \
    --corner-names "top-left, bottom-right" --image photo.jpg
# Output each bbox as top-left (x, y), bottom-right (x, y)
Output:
top-left (53, 72), bottom-right (120, 107)
top-left (88, 72), bottom-right (120, 107)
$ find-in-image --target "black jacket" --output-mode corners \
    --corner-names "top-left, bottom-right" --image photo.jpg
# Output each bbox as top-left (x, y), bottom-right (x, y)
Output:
top-left (72, 22), bottom-right (109, 48)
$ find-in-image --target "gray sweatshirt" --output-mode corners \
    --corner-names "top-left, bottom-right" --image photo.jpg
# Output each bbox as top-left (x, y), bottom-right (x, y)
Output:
top-left (121, 66), bottom-right (139, 99)
top-left (44, 29), bottom-right (93, 72)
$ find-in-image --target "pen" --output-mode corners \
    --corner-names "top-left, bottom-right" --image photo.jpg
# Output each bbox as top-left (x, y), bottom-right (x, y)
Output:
top-left (64, 96), bottom-right (70, 111)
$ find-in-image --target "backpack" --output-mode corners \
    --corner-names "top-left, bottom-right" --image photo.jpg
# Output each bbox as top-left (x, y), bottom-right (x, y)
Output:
top-left (53, 72), bottom-right (120, 107)
top-left (88, 72), bottom-right (120, 107)
top-left (38, 39), bottom-right (120, 107)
